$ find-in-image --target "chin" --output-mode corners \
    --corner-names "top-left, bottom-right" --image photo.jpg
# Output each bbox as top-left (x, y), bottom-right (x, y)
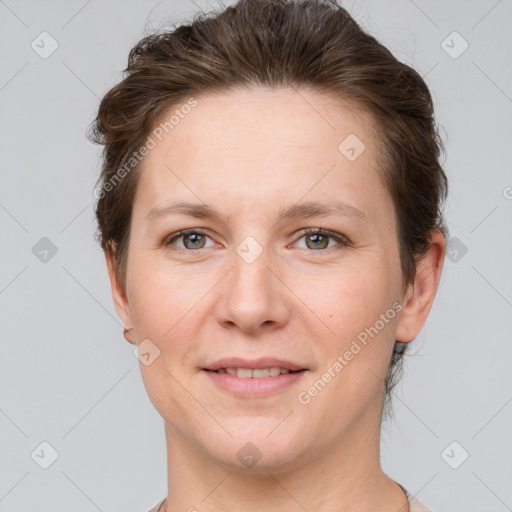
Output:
top-left (198, 420), bottom-right (310, 472)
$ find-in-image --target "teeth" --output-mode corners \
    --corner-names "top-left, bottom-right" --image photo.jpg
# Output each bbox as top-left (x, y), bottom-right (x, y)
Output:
top-left (217, 367), bottom-right (294, 378)
top-left (237, 368), bottom-right (253, 378)
top-left (252, 368), bottom-right (269, 378)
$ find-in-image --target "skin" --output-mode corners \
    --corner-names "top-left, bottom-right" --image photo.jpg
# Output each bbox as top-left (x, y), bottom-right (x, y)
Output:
top-left (106, 87), bottom-right (445, 512)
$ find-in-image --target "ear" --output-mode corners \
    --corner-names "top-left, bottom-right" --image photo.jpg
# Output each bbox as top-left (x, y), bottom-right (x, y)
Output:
top-left (395, 229), bottom-right (446, 343)
top-left (105, 249), bottom-right (135, 344)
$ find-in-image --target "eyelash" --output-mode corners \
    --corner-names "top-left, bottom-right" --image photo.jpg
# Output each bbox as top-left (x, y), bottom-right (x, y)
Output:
top-left (163, 228), bottom-right (351, 252)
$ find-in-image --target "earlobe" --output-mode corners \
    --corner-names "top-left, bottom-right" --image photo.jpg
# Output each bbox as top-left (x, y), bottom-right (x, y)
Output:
top-left (105, 250), bottom-right (136, 344)
top-left (394, 230), bottom-right (446, 343)
top-left (123, 326), bottom-right (136, 345)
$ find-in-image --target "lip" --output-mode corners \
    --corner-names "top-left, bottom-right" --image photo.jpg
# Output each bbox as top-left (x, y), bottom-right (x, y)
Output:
top-left (203, 357), bottom-right (306, 372)
top-left (202, 357), bottom-right (308, 398)
top-left (202, 368), bottom-right (307, 397)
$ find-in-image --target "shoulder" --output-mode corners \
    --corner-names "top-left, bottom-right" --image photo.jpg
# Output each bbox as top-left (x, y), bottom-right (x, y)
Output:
top-left (402, 486), bottom-right (432, 512)
top-left (144, 491), bottom-right (432, 512)
top-left (144, 498), bottom-right (166, 512)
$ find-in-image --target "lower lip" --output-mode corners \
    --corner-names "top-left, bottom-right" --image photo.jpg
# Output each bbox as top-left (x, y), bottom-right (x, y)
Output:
top-left (202, 370), bottom-right (307, 397)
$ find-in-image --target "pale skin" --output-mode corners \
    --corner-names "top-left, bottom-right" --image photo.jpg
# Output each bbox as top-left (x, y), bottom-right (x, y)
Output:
top-left (105, 87), bottom-right (445, 512)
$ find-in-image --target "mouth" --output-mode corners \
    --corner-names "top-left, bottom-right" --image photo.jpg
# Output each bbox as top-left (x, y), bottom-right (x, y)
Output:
top-left (202, 357), bottom-right (307, 374)
top-left (204, 367), bottom-right (305, 378)
top-left (201, 357), bottom-right (308, 396)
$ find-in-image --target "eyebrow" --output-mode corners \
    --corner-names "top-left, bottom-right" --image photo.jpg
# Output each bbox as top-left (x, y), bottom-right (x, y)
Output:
top-left (146, 200), bottom-right (369, 223)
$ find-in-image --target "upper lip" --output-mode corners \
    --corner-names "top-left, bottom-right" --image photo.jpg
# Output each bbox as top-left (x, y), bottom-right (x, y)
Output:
top-left (203, 357), bottom-right (306, 371)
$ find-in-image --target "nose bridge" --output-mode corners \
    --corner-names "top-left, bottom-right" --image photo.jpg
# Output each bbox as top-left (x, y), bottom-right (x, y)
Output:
top-left (233, 238), bottom-right (271, 294)
top-left (231, 235), bottom-right (274, 306)
top-left (216, 234), bottom-right (289, 331)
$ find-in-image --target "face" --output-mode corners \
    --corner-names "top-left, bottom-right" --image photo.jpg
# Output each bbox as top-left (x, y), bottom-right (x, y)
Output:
top-left (108, 87), bottom-right (426, 471)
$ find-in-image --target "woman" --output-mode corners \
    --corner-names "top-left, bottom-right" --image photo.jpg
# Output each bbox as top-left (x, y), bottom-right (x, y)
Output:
top-left (89, 0), bottom-right (447, 510)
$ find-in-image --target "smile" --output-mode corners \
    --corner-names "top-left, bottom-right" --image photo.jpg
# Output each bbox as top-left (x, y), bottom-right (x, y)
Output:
top-left (211, 367), bottom-right (298, 377)
top-left (202, 368), bottom-right (307, 397)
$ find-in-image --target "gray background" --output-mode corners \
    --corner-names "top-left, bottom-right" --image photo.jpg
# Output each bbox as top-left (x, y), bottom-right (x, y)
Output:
top-left (1, 0), bottom-right (511, 511)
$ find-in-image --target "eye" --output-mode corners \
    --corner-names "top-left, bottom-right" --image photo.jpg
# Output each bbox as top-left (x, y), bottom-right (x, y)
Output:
top-left (165, 229), bottom-right (216, 250)
top-left (293, 228), bottom-right (350, 251)
top-left (163, 228), bottom-right (350, 252)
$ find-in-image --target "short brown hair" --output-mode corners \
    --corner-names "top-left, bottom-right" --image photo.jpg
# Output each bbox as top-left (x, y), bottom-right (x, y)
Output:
top-left (88, 0), bottom-right (448, 418)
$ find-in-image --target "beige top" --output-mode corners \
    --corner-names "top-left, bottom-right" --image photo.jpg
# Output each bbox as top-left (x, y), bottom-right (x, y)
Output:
top-left (402, 486), bottom-right (432, 512)
top-left (145, 485), bottom-right (431, 512)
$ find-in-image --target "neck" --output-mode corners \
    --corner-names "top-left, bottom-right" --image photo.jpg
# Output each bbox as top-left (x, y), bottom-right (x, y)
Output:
top-left (161, 401), bottom-right (408, 512)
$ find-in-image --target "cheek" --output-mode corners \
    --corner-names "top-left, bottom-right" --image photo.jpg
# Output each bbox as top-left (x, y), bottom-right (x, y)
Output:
top-left (291, 259), bottom-right (395, 340)
top-left (126, 257), bottom-right (205, 418)
top-left (126, 253), bottom-right (217, 379)
top-left (127, 253), bottom-right (195, 334)
top-left (292, 258), bottom-right (399, 397)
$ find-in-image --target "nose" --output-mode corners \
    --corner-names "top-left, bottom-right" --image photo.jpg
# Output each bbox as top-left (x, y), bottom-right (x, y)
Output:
top-left (214, 243), bottom-right (291, 333)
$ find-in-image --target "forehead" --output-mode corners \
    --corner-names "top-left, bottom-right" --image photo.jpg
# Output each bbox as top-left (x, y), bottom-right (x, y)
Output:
top-left (150, 87), bottom-right (378, 165)
top-left (134, 87), bottom-right (388, 224)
